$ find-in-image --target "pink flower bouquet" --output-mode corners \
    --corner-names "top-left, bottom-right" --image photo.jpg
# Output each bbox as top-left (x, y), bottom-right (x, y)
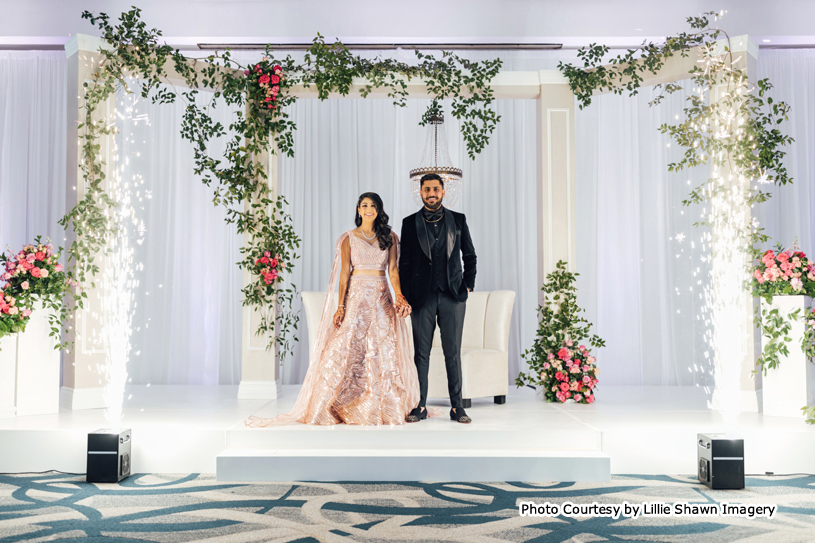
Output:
top-left (751, 247), bottom-right (815, 298)
top-left (253, 250), bottom-right (283, 289)
top-left (246, 59), bottom-right (285, 112)
top-left (541, 340), bottom-right (599, 404)
top-left (0, 286), bottom-right (31, 338)
top-left (1, 238), bottom-right (67, 301)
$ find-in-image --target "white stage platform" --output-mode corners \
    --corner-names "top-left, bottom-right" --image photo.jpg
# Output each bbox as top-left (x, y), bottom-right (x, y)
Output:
top-left (1, 385), bottom-right (814, 482)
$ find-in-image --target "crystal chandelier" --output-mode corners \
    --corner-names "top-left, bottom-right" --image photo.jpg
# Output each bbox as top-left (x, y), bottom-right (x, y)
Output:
top-left (409, 113), bottom-right (463, 208)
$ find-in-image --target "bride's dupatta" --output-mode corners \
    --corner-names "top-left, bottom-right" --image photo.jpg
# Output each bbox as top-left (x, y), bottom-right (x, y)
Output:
top-left (246, 231), bottom-right (419, 427)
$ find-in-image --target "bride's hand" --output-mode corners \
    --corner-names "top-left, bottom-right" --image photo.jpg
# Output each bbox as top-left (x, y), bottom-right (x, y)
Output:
top-left (333, 307), bottom-right (345, 328)
top-left (395, 296), bottom-right (412, 318)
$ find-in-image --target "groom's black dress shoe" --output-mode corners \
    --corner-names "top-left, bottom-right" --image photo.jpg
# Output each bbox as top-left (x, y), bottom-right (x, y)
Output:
top-left (406, 407), bottom-right (427, 423)
top-left (450, 408), bottom-right (472, 424)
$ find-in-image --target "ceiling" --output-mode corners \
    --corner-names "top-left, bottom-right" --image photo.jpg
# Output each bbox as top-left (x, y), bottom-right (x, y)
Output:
top-left (1, 0), bottom-right (813, 49)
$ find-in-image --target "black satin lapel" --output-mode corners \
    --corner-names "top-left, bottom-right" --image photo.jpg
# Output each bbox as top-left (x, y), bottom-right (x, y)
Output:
top-left (416, 212), bottom-right (431, 260)
top-left (444, 209), bottom-right (455, 258)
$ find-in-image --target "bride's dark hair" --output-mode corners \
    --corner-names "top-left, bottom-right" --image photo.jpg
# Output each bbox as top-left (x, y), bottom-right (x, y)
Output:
top-left (354, 192), bottom-right (393, 251)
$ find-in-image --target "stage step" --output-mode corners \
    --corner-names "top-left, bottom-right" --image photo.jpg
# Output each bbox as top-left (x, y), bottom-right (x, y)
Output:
top-left (216, 448), bottom-right (611, 482)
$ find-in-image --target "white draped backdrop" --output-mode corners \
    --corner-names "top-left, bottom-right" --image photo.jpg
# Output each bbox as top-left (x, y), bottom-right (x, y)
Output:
top-left (1, 49), bottom-right (813, 389)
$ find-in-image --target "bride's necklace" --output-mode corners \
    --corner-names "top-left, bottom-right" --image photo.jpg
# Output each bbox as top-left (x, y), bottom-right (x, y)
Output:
top-left (361, 228), bottom-right (376, 240)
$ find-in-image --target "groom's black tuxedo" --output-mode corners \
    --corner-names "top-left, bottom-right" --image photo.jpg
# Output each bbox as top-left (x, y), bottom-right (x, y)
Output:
top-left (399, 209), bottom-right (477, 310)
top-left (400, 207), bottom-right (477, 410)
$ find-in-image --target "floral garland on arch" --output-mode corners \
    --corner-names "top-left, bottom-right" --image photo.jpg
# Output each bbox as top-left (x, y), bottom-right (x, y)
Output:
top-left (64, 7), bottom-right (503, 361)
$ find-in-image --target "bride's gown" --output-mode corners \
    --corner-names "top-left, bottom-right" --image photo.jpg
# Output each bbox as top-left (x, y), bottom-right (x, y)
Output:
top-left (246, 231), bottom-right (419, 426)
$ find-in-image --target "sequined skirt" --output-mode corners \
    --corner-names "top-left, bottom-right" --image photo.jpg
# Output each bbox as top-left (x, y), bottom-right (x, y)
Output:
top-left (249, 275), bottom-right (418, 427)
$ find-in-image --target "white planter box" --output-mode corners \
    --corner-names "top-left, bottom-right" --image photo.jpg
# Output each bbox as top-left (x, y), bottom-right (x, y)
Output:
top-left (0, 303), bottom-right (61, 417)
top-left (761, 295), bottom-right (815, 418)
top-left (0, 333), bottom-right (18, 417)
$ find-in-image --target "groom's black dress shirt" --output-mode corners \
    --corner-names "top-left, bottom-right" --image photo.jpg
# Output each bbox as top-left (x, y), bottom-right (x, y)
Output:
top-left (423, 207), bottom-right (449, 292)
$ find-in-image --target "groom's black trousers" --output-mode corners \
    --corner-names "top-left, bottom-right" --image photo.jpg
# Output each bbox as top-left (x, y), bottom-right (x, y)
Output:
top-left (411, 289), bottom-right (466, 409)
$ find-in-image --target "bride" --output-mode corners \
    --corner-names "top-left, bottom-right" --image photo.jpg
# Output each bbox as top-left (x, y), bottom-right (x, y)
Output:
top-left (247, 192), bottom-right (418, 426)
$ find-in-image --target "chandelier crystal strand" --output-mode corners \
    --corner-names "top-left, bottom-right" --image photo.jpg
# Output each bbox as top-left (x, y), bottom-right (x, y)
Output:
top-left (410, 114), bottom-right (463, 208)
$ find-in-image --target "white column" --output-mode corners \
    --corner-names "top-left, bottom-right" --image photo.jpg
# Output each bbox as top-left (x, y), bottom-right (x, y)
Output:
top-left (536, 71), bottom-right (577, 296)
top-left (237, 136), bottom-right (280, 400)
top-left (709, 36), bottom-right (761, 414)
top-left (61, 35), bottom-right (114, 410)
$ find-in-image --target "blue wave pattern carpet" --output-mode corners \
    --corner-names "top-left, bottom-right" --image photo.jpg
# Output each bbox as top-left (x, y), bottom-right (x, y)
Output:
top-left (1, 473), bottom-right (814, 542)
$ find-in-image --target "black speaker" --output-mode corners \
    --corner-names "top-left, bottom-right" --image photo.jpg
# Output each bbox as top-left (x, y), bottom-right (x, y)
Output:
top-left (697, 433), bottom-right (744, 489)
top-left (87, 429), bottom-right (132, 483)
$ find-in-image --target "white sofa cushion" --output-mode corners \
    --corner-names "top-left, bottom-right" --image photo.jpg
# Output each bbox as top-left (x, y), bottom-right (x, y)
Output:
top-left (300, 290), bottom-right (516, 401)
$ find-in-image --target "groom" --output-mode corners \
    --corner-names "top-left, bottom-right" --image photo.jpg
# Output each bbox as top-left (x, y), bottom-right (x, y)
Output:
top-left (400, 174), bottom-right (477, 424)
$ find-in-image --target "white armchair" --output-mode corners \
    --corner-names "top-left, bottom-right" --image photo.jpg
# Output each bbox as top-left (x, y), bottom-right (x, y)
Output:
top-left (300, 290), bottom-right (516, 408)
top-left (413, 290), bottom-right (515, 407)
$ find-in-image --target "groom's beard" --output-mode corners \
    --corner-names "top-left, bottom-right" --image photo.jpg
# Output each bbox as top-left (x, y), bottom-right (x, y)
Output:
top-left (422, 198), bottom-right (443, 211)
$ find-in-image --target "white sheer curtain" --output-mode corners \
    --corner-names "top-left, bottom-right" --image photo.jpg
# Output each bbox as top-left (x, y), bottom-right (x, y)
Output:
top-left (114, 86), bottom-right (244, 385)
top-left (276, 96), bottom-right (539, 384)
top-left (755, 49), bottom-right (815, 254)
top-left (2, 49), bottom-right (814, 390)
top-left (0, 52), bottom-right (66, 258)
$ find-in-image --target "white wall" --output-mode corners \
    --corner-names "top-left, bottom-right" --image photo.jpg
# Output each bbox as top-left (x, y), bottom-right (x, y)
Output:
top-left (1, 0), bottom-right (815, 44)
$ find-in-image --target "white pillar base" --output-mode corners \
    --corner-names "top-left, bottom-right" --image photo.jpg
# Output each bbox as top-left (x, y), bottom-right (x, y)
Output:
top-left (60, 386), bottom-right (106, 410)
top-left (237, 380), bottom-right (280, 400)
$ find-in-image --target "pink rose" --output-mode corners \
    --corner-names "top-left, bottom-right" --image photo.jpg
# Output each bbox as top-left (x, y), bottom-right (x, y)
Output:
top-left (547, 352), bottom-right (555, 360)
top-left (555, 371), bottom-right (566, 382)
top-left (586, 394), bottom-right (595, 403)
top-left (271, 85), bottom-right (279, 95)
top-left (264, 251), bottom-right (271, 257)
top-left (582, 365), bottom-right (591, 372)
top-left (557, 347), bottom-right (570, 360)
top-left (7, 262), bottom-right (15, 270)
top-left (259, 74), bottom-right (271, 85)
top-left (778, 251), bottom-right (790, 263)
top-left (574, 394), bottom-right (583, 402)
top-left (559, 382), bottom-right (570, 392)
top-left (270, 258), bottom-right (278, 268)
top-left (21, 281), bottom-right (29, 290)
top-left (35, 252), bottom-right (45, 261)
top-left (22, 308), bottom-right (32, 317)
top-left (570, 366), bottom-right (580, 373)
top-left (2, 273), bottom-right (9, 281)
top-left (26, 254), bottom-right (36, 263)
top-left (552, 386), bottom-right (558, 392)
top-left (30, 267), bottom-right (41, 278)
top-left (791, 277), bottom-right (804, 291)
top-left (566, 339), bottom-right (574, 347)
top-left (543, 362), bottom-right (550, 370)
top-left (8, 306), bottom-right (18, 315)
top-left (40, 269), bottom-right (48, 278)
top-left (271, 74), bottom-right (280, 84)
top-left (260, 256), bottom-right (269, 265)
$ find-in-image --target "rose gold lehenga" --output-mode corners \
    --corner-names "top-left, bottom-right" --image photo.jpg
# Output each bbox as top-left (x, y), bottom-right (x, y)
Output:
top-left (246, 231), bottom-right (419, 427)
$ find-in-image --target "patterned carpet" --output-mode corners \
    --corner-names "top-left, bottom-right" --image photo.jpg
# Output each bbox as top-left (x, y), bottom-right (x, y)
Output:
top-left (1, 473), bottom-right (814, 542)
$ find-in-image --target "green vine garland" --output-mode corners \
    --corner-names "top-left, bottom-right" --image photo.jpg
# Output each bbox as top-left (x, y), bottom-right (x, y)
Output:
top-left (62, 7), bottom-right (503, 360)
